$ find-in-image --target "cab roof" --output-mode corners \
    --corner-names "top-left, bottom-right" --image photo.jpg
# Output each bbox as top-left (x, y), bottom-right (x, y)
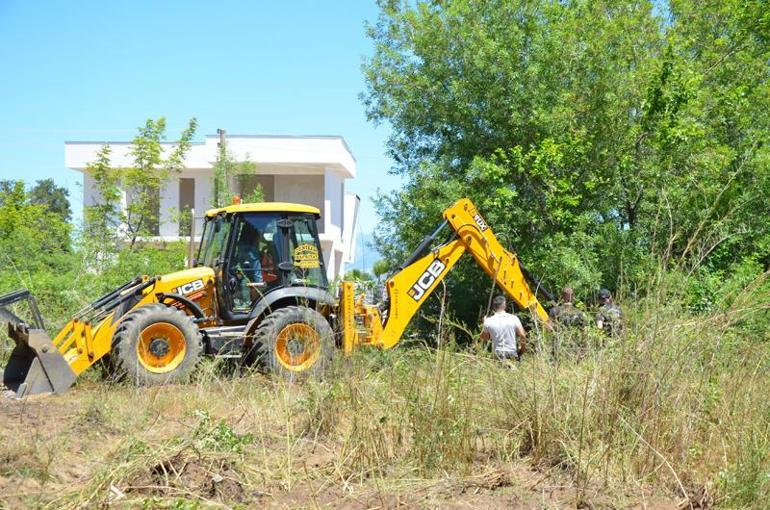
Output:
top-left (205, 202), bottom-right (321, 218)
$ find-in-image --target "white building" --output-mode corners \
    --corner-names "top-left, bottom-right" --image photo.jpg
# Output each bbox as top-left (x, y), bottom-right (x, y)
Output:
top-left (65, 134), bottom-right (360, 279)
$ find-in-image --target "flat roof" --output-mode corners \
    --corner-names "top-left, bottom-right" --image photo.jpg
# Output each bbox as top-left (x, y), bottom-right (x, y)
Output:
top-left (203, 134), bottom-right (356, 163)
top-left (205, 202), bottom-right (321, 217)
top-left (65, 134), bottom-right (357, 179)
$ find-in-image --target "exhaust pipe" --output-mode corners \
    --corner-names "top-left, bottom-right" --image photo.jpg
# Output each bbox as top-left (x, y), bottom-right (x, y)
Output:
top-left (1, 289), bottom-right (76, 398)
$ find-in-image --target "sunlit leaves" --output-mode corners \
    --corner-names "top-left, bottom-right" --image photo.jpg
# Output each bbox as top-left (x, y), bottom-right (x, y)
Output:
top-left (364, 0), bottom-right (770, 324)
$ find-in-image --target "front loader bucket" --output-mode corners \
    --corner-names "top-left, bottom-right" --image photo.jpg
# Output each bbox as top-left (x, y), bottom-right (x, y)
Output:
top-left (1, 288), bottom-right (75, 397)
top-left (3, 323), bottom-right (76, 398)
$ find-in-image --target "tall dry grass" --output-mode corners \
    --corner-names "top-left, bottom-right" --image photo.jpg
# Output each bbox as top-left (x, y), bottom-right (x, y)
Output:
top-left (2, 272), bottom-right (769, 508)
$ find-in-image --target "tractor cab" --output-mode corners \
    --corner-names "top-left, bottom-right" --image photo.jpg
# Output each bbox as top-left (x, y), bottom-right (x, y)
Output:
top-left (197, 202), bottom-right (328, 323)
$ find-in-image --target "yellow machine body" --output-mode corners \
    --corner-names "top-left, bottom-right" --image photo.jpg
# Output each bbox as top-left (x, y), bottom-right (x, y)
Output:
top-left (204, 201), bottom-right (321, 217)
top-left (55, 267), bottom-right (217, 377)
top-left (2, 198), bottom-right (549, 397)
top-left (342, 198), bottom-right (549, 351)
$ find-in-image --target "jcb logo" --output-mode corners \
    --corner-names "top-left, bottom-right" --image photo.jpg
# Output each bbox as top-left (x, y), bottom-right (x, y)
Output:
top-left (473, 212), bottom-right (489, 232)
top-left (408, 259), bottom-right (447, 301)
top-left (175, 279), bottom-right (205, 296)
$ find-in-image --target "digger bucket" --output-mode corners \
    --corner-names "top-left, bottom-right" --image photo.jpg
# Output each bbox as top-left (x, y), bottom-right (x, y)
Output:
top-left (1, 289), bottom-right (76, 398)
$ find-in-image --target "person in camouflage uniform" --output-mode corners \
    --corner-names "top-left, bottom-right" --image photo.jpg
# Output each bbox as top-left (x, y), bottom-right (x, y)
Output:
top-left (548, 287), bottom-right (587, 360)
top-left (549, 287), bottom-right (587, 328)
top-left (595, 288), bottom-right (623, 335)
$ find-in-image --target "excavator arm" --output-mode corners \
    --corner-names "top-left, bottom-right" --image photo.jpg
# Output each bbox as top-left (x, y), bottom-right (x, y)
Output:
top-left (342, 198), bottom-right (551, 351)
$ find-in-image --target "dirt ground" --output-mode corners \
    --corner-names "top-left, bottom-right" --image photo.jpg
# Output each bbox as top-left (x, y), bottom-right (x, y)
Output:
top-left (0, 382), bottom-right (686, 510)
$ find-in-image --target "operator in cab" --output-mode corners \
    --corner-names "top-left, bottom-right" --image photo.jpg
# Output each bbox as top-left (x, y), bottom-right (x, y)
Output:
top-left (232, 223), bottom-right (262, 309)
top-left (480, 295), bottom-right (527, 364)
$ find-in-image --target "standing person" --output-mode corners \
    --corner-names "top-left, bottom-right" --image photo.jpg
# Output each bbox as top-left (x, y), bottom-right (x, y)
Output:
top-left (596, 288), bottom-right (623, 335)
top-left (480, 295), bottom-right (527, 363)
top-left (549, 286), bottom-right (588, 360)
top-left (549, 287), bottom-right (587, 328)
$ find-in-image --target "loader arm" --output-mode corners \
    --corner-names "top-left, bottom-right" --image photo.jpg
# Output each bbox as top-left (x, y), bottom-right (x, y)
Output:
top-left (2, 267), bottom-right (217, 397)
top-left (343, 198), bottom-right (550, 351)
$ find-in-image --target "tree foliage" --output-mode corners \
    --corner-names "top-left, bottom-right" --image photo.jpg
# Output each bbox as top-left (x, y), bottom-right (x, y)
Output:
top-left (211, 136), bottom-right (264, 208)
top-left (345, 268), bottom-right (374, 281)
top-left (1, 178), bottom-right (71, 222)
top-left (0, 177), bottom-right (188, 333)
top-left (372, 259), bottom-right (389, 281)
top-left (0, 181), bottom-right (72, 269)
top-left (84, 117), bottom-right (198, 251)
top-left (363, 0), bottom-right (770, 322)
top-left (29, 178), bottom-right (72, 222)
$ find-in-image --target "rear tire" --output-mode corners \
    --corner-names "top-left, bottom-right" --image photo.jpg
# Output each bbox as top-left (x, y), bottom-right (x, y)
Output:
top-left (112, 304), bottom-right (203, 386)
top-left (247, 306), bottom-right (334, 379)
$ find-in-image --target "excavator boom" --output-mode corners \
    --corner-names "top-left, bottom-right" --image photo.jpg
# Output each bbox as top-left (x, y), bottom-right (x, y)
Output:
top-left (343, 198), bottom-right (549, 350)
top-left (445, 198), bottom-right (550, 321)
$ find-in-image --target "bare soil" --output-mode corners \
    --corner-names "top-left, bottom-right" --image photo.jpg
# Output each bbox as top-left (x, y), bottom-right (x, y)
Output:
top-left (0, 381), bottom-right (685, 509)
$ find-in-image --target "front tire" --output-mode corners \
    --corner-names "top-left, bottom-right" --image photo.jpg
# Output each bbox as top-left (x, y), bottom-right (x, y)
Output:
top-left (248, 306), bottom-right (334, 379)
top-left (112, 304), bottom-right (203, 386)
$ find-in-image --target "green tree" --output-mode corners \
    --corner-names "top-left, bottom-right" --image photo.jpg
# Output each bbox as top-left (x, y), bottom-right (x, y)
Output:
top-left (372, 259), bottom-right (389, 282)
top-left (85, 117), bottom-right (198, 250)
top-left (82, 144), bottom-right (122, 264)
top-left (345, 268), bottom-right (374, 281)
top-left (0, 180), bottom-right (16, 198)
top-left (211, 134), bottom-right (264, 208)
top-left (0, 181), bottom-right (72, 275)
top-left (29, 178), bottom-right (72, 222)
top-left (363, 0), bottom-right (770, 323)
top-left (123, 118), bottom-right (198, 246)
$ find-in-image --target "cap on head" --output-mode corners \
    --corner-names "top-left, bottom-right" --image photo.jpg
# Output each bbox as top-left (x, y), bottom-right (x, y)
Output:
top-left (598, 288), bottom-right (612, 301)
top-left (561, 287), bottom-right (574, 303)
top-left (492, 295), bottom-right (506, 311)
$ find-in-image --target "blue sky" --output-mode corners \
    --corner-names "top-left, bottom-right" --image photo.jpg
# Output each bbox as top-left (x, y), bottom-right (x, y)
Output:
top-left (0, 1), bottom-right (400, 252)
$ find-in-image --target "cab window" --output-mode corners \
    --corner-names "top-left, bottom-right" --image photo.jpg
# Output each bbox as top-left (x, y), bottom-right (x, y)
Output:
top-left (198, 216), bottom-right (231, 268)
top-left (229, 213), bottom-right (280, 311)
top-left (287, 215), bottom-right (326, 288)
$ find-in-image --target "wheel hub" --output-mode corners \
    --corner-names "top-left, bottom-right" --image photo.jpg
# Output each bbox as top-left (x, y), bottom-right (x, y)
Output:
top-left (274, 323), bottom-right (321, 372)
top-left (286, 338), bottom-right (305, 357)
top-left (137, 322), bottom-right (188, 374)
top-left (149, 338), bottom-right (170, 358)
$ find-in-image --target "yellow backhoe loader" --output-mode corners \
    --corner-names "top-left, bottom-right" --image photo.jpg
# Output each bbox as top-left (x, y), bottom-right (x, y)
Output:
top-left (0, 198), bottom-right (551, 398)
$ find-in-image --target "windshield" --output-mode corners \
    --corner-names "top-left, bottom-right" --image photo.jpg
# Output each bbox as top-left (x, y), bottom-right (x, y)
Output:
top-left (197, 216), bottom-right (231, 268)
top-left (229, 213), bottom-right (280, 311)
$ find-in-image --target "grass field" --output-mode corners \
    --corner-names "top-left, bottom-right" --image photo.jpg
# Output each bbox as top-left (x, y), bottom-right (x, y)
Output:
top-left (1, 288), bottom-right (769, 509)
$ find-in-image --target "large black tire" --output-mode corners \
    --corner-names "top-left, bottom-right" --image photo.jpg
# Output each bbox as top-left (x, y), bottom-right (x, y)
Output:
top-left (112, 304), bottom-right (203, 386)
top-left (247, 306), bottom-right (334, 379)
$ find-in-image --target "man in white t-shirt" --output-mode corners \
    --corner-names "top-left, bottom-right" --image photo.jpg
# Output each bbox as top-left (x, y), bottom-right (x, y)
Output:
top-left (481, 295), bottom-right (527, 362)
